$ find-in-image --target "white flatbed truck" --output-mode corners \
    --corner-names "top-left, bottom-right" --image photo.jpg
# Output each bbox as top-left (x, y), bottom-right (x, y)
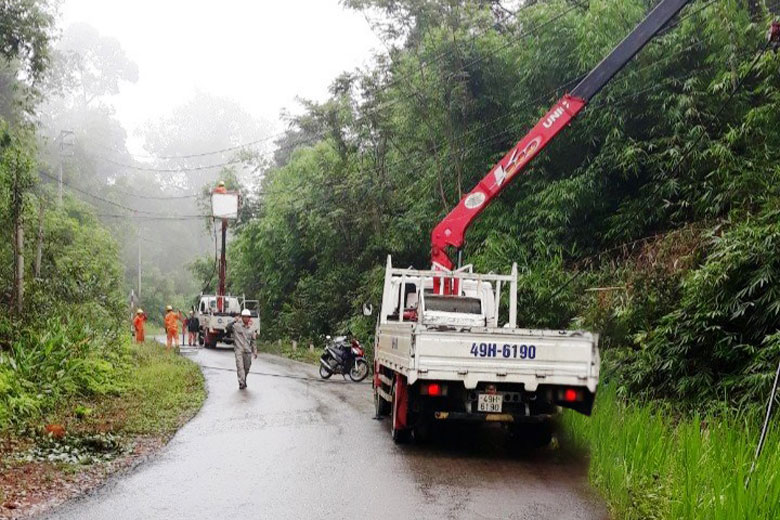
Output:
top-left (370, 0), bottom-right (701, 443)
top-left (372, 257), bottom-right (599, 443)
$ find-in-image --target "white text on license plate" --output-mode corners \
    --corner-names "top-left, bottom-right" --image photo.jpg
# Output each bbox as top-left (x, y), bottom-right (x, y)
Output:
top-left (478, 394), bottom-right (503, 413)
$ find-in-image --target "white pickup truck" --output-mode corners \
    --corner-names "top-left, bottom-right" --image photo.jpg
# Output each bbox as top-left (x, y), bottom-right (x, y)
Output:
top-left (372, 256), bottom-right (599, 444)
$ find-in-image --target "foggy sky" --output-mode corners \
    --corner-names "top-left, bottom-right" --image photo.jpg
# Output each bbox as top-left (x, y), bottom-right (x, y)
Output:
top-left (60, 0), bottom-right (381, 152)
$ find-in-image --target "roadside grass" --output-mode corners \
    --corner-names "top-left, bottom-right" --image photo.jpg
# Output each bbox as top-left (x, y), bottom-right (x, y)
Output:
top-left (561, 386), bottom-right (780, 520)
top-left (0, 341), bottom-right (205, 510)
top-left (258, 339), bottom-right (321, 365)
top-left (3, 339), bottom-right (205, 441)
top-left (84, 341), bottom-right (205, 436)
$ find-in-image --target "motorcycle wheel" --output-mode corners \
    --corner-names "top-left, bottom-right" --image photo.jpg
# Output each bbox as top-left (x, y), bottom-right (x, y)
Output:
top-left (319, 364), bottom-right (333, 379)
top-left (349, 359), bottom-right (369, 382)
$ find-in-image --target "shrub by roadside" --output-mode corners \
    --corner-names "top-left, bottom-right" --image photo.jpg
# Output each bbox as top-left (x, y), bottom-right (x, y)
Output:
top-left (561, 385), bottom-right (780, 520)
top-left (0, 341), bottom-right (205, 517)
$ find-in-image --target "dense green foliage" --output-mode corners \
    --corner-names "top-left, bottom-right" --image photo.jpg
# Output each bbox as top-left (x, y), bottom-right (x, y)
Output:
top-left (232, 0), bottom-right (780, 411)
top-left (562, 386), bottom-right (780, 520)
top-left (0, 191), bottom-right (129, 429)
top-left (0, 2), bottom-right (130, 431)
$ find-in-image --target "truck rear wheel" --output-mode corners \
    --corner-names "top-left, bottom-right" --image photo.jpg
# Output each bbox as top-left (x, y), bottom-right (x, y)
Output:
top-left (374, 385), bottom-right (390, 417)
top-left (413, 420), bottom-right (434, 444)
top-left (391, 381), bottom-right (411, 444)
top-left (509, 421), bottom-right (553, 449)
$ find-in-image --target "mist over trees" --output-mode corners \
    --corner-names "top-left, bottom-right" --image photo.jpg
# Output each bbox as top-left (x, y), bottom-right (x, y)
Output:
top-left (31, 21), bottom-right (271, 319)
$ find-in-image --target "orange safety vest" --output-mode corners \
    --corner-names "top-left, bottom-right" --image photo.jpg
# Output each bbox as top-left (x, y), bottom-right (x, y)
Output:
top-left (133, 315), bottom-right (146, 342)
top-left (164, 311), bottom-right (179, 333)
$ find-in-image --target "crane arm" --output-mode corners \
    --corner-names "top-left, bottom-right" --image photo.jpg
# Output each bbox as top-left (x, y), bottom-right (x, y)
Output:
top-left (431, 0), bottom-right (693, 271)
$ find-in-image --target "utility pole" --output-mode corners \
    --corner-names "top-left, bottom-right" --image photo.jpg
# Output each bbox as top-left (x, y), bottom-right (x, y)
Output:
top-left (137, 228), bottom-right (142, 299)
top-left (217, 217), bottom-right (227, 312)
top-left (56, 130), bottom-right (74, 206)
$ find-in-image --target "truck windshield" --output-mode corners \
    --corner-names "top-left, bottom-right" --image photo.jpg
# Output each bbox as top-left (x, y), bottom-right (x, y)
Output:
top-left (424, 295), bottom-right (482, 315)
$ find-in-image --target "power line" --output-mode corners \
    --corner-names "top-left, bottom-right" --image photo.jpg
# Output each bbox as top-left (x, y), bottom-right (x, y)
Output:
top-left (86, 131), bottom-right (326, 174)
top-left (92, 155), bottom-right (247, 173)
top-left (93, 133), bottom-right (280, 160)
top-left (97, 213), bottom-right (210, 221)
top-left (39, 170), bottom-right (205, 217)
top-left (40, 170), bottom-right (174, 216)
top-left (103, 184), bottom-right (200, 200)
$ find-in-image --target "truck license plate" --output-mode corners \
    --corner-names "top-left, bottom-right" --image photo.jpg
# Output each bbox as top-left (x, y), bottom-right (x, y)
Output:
top-left (478, 394), bottom-right (503, 413)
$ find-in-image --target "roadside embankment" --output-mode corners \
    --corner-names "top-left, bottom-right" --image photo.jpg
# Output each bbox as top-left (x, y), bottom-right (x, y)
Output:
top-left (257, 339), bottom-right (321, 365)
top-left (0, 341), bottom-right (205, 519)
top-left (561, 386), bottom-right (780, 520)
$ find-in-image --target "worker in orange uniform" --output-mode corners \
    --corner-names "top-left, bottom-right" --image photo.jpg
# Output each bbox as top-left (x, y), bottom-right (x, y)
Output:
top-left (163, 305), bottom-right (181, 351)
top-left (214, 180), bottom-right (227, 194)
top-left (133, 309), bottom-right (147, 343)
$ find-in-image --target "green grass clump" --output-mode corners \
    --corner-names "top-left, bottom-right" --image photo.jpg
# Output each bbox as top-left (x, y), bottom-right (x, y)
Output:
top-left (562, 386), bottom-right (780, 520)
top-left (115, 342), bottom-right (205, 435)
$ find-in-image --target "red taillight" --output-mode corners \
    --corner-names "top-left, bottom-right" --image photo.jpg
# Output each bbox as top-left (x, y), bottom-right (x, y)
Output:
top-left (564, 388), bottom-right (578, 402)
top-left (428, 383), bottom-right (441, 396)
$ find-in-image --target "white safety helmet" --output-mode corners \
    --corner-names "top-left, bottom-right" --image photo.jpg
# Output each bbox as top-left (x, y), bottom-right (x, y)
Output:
top-left (241, 309), bottom-right (251, 317)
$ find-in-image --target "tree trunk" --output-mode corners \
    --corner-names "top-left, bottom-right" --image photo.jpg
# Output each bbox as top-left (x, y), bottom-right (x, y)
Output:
top-left (13, 222), bottom-right (24, 314)
top-left (34, 201), bottom-right (44, 278)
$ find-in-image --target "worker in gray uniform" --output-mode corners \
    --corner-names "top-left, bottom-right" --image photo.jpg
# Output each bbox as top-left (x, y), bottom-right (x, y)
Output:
top-left (227, 309), bottom-right (257, 389)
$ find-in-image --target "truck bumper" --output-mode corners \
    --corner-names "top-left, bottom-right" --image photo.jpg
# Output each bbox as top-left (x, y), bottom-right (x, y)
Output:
top-left (432, 411), bottom-right (554, 424)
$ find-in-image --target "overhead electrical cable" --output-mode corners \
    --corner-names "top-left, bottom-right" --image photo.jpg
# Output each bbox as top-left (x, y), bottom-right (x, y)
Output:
top-left (39, 171), bottom-right (205, 217)
top-left (97, 213), bottom-right (211, 221)
top-left (103, 185), bottom-right (200, 200)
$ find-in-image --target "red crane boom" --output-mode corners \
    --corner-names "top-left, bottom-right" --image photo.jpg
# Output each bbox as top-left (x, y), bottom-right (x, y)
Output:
top-left (431, 0), bottom-right (694, 272)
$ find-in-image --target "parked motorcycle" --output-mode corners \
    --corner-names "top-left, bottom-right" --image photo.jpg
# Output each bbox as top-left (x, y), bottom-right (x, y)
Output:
top-left (319, 334), bottom-right (369, 382)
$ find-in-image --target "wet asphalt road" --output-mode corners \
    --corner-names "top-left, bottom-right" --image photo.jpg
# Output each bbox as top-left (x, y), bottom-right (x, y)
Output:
top-left (44, 342), bottom-right (607, 520)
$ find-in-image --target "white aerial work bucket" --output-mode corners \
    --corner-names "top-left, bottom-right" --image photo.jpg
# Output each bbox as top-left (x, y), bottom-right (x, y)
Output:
top-left (211, 192), bottom-right (239, 219)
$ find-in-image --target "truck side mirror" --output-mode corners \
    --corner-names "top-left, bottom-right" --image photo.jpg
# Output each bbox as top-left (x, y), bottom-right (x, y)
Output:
top-left (362, 303), bottom-right (374, 316)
